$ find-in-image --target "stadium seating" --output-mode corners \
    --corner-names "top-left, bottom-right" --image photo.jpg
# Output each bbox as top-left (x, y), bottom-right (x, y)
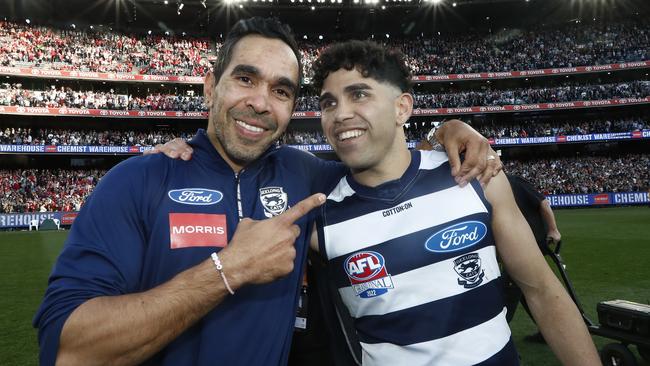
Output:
top-left (1, 20), bottom-right (647, 77)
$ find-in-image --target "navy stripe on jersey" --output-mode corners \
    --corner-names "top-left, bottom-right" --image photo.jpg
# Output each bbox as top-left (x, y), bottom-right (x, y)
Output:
top-left (474, 338), bottom-right (520, 366)
top-left (354, 279), bottom-right (505, 345)
top-left (328, 211), bottom-right (493, 289)
top-left (324, 161), bottom-right (458, 227)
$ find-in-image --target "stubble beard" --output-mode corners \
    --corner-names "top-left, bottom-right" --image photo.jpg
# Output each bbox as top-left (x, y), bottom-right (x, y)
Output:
top-left (211, 109), bottom-right (280, 166)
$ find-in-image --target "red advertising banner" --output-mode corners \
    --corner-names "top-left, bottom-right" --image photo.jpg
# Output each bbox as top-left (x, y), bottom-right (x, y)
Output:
top-left (0, 66), bottom-right (204, 84)
top-left (0, 61), bottom-right (646, 85)
top-left (407, 97), bottom-right (650, 118)
top-left (60, 212), bottom-right (79, 225)
top-left (0, 97), bottom-right (647, 120)
top-left (412, 61), bottom-right (650, 82)
top-left (0, 106), bottom-right (207, 119)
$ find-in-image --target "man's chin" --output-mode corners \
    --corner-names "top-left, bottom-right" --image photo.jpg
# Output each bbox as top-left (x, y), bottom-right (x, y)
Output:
top-left (226, 142), bottom-right (270, 164)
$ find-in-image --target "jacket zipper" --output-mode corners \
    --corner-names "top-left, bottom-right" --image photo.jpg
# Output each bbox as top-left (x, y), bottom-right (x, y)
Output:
top-left (235, 171), bottom-right (243, 220)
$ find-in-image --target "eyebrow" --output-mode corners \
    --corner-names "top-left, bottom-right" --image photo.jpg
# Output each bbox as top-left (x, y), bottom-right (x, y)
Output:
top-left (230, 64), bottom-right (260, 77)
top-left (277, 77), bottom-right (298, 97)
top-left (319, 92), bottom-right (334, 104)
top-left (319, 83), bottom-right (373, 104)
top-left (344, 83), bottom-right (372, 94)
top-left (231, 64), bottom-right (298, 96)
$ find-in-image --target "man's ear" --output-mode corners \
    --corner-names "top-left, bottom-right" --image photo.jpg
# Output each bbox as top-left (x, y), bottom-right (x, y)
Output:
top-left (203, 71), bottom-right (216, 108)
top-left (395, 92), bottom-right (414, 127)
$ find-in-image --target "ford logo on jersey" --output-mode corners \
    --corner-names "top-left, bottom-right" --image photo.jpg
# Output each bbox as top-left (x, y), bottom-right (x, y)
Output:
top-left (344, 251), bottom-right (394, 298)
top-left (168, 188), bottom-right (223, 205)
top-left (425, 221), bottom-right (487, 253)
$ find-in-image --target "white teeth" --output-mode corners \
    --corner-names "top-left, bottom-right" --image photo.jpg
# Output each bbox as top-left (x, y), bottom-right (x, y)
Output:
top-left (338, 129), bottom-right (365, 141)
top-left (236, 120), bottom-right (264, 133)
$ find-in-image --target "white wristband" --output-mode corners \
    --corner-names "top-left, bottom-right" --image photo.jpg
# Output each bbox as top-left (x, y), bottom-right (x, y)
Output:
top-left (211, 252), bottom-right (235, 295)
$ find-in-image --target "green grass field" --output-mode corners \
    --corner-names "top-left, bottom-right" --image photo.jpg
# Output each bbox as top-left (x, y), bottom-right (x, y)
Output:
top-left (1, 206), bottom-right (649, 365)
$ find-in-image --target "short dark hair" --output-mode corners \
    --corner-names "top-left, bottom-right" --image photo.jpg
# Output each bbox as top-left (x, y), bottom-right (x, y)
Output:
top-left (312, 40), bottom-right (412, 93)
top-left (213, 17), bottom-right (302, 85)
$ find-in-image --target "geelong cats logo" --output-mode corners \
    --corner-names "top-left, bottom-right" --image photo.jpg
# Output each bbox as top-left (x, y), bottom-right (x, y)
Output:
top-left (453, 253), bottom-right (485, 289)
top-left (259, 187), bottom-right (288, 218)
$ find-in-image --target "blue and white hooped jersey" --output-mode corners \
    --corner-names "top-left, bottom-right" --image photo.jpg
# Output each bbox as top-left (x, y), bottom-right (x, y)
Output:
top-left (317, 150), bottom-right (519, 366)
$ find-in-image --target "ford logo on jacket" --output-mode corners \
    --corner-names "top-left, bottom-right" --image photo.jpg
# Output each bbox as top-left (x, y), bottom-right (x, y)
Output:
top-left (168, 188), bottom-right (223, 205)
top-left (425, 221), bottom-right (487, 253)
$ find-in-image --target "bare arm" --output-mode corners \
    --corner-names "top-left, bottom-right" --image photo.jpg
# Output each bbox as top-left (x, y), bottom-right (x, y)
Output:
top-left (484, 172), bottom-right (600, 366)
top-left (539, 199), bottom-right (562, 243)
top-left (56, 193), bottom-right (325, 366)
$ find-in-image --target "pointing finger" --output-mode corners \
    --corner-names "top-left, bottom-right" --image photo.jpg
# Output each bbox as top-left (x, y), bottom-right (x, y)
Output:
top-left (276, 193), bottom-right (326, 225)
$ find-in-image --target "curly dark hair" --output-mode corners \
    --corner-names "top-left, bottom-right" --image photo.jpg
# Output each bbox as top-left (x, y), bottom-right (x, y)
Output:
top-left (312, 40), bottom-right (413, 93)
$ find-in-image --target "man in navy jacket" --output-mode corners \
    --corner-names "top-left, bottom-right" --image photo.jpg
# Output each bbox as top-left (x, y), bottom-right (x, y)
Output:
top-left (34, 17), bottom-right (496, 366)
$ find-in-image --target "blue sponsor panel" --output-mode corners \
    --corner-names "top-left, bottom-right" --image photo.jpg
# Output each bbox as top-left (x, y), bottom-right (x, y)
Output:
top-left (0, 145), bottom-right (153, 154)
top-left (519, 136), bottom-right (557, 144)
top-left (0, 144), bottom-right (45, 153)
top-left (546, 192), bottom-right (650, 207)
top-left (612, 192), bottom-right (650, 205)
top-left (546, 194), bottom-right (595, 207)
top-left (0, 212), bottom-right (59, 228)
top-left (0, 211), bottom-right (80, 228)
top-left (288, 144), bottom-right (334, 152)
top-left (489, 130), bottom-right (650, 146)
top-left (596, 132), bottom-right (633, 140)
top-left (493, 137), bottom-right (522, 145)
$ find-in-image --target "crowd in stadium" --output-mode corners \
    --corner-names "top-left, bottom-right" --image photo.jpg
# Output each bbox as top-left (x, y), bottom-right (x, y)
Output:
top-left (411, 81), bottom-right (650, 109)
top-left (1, 19), bottom-right (647, 215)
top-left (0, 127), bottom-right (195, 146)
top-left (404, 116), bottom-right (649, 140)
top-left (0, 21), bottom-right (213, 76)
top-left (505, 154), bottom-right (650, 195)
top-left (0, 83), bottom-right (207, 112)
top-left (0, 169), bottom-right (103, 213)
top-left (1, 116), bottom-right (647, 146)
top-left (283, 117), bottom-right (650, 143)
top-left (1, 20), bottom-right (647, 77)
top-left (391, 22), bottom-right (649, 76)
top-left (3, 152), bottom-right (647, 213)
top-left (5, 79), bottom-right (644, 113)
top-left (295, 80), bottom-right (650, 111)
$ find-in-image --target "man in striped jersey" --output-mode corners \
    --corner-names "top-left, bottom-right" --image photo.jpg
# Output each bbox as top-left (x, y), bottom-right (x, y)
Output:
top-left (309, 40), bottom-right (600, 366)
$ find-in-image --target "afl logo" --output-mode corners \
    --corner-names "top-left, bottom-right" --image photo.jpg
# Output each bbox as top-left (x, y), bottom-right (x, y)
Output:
top-left (344, 251), bottom-right (394, 298)
top-left (168, 188), bottom-right (223, 205)
top-left (425, 221), bottom-right (487, 253)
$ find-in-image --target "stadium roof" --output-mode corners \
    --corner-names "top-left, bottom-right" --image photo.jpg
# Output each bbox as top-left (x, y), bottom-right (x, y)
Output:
top-left (1, 0), bottom-right (649, 38)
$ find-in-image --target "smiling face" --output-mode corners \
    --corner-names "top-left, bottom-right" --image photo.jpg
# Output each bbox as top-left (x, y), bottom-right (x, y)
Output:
top-left (319, 68), bottom-right (412, 179)
top-left (204, 35), bottom-right (300, 171)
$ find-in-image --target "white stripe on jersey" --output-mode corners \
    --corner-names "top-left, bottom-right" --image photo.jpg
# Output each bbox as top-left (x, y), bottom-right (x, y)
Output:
top-left (360, 307), bottom-right (511, 366)
top-left (339, 245), bottom-right (501, 318)
top-left (327, 176), bottom-right (356, 203)
top-left (323, 184), bottom-right (488, 260)
top-left (419, 150), bottom-right (448, 170)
